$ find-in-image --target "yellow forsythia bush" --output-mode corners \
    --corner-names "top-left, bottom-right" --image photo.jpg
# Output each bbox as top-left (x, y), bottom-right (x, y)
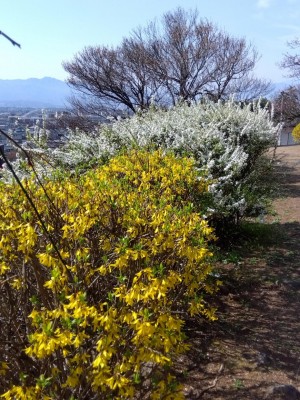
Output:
top-left (0, 149), bottom-right (218, 399)
top-left (292, 123), bottom-right (300, 142)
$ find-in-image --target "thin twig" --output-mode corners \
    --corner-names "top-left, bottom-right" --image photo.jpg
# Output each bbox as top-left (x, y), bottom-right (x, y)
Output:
top-left (0, 30), bottom-right (21, 48)
top-left (198, 363), bottom-right (224, 398)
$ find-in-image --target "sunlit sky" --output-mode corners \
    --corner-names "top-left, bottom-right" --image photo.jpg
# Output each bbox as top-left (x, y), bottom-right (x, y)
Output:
top-left (1, 0), bottom-right (300, 84)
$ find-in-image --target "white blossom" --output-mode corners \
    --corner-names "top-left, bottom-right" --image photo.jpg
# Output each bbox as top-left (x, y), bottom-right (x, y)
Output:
top-left (2, 99), bottom-right (281, 220)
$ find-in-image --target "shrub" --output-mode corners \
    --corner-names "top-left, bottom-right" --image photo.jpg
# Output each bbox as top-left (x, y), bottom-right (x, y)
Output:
top-left (292, 123), bottom-right (300, 142)
top-left (107, 100), bottom-right (280, 222)
top-left (18, 99), bottom-right (279, 223)
top-left (0, 149), bottom-right (218, 399)
top-left (4, 99), bottom-right (280, 227)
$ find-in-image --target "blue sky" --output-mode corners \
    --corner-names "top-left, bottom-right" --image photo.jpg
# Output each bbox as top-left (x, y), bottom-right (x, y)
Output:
top-left (0, 0), bottom-right (300, 83)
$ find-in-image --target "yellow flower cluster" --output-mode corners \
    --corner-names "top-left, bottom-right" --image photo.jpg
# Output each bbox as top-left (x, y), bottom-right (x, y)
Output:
top-left (0, 149), bottom-right (219, 399)
top-left (292, 123), bottom-right (300, 142)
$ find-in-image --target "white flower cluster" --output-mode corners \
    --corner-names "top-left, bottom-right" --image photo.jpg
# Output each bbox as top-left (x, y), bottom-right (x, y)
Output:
top-left (107, 99), bottom-right (280, 219)
top-left (51, 127), bottom-right (116, 168)
top-left (3, 99), bottom-right (281, 222)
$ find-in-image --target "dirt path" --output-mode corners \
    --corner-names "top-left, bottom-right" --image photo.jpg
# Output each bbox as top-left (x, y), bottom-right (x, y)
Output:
top-left (180, 145), bottom-right (300, 399)
top-left (272, 145), bottom-right (300, 224)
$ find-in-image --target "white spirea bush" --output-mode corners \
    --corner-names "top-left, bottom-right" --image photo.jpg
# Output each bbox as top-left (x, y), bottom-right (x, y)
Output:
top-left (3, 99), bottom-right (281, 223)
top-left (107, 100), bottom-right (280, 221)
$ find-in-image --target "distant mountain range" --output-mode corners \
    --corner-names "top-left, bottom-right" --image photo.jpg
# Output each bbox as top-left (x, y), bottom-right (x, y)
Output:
top-left (0, 77), bottom-right (72, 108)
top-left (0, 77), bottom-right (294, 108)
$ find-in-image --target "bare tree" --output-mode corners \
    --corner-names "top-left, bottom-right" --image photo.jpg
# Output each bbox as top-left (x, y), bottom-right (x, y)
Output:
top-left (280, 38), bottom-right (300, 79)
top-left (63, 8), bottom-right (270, 115)
top-left (276, 39), bottom-right (300, 125)
top-left (126, 10), bottom-right (220, 105)
top-left (64, 46), bottom-right (134, 114)
top-left (63, 44), bottom-right (164, 115)
top-left (273, 85), bottom-right (300, 124)
top-left (140, 10), bottom-right (271, 103)
top-left (203, 33), bottom-right (270, 101)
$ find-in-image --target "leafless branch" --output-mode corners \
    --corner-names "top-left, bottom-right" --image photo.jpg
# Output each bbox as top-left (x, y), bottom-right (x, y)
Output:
top-left (63, 7), bottom-right (268, 115)
top-left (273, 85), bottom-right (300, 124)
top-left (279, 37), bottom-right (300, 79)
top-left (0, 30), bottom-right (21, 48)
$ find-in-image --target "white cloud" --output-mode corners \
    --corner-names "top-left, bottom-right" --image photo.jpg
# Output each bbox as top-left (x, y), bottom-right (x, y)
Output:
top-left (257, 0), bottom-right (272, 8)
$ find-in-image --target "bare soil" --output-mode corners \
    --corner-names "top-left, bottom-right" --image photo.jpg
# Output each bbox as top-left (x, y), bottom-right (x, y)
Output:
top-left (180, 145), bottom-right (300, 399)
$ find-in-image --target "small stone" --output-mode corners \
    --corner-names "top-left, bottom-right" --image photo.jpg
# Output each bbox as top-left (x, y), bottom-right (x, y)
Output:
top-left (265, 384), bottom-right (300, 400)
top-left (283, 279), bottom-right (300, 290)
top-left (256, 351), bottom-right (271, 367)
